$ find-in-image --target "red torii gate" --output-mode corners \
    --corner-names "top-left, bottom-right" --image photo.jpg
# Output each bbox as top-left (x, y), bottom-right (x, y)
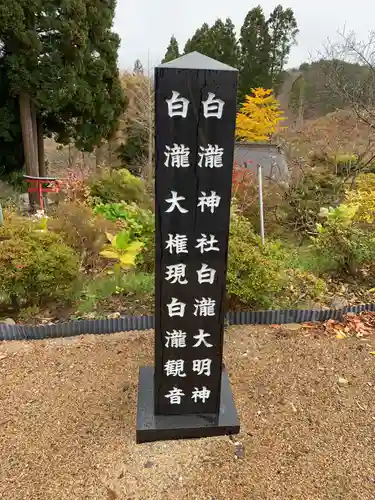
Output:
top-left (24, 175), bottom-right (62, 211)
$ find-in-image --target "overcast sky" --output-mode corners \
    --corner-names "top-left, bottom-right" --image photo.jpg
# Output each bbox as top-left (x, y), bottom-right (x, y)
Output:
top-left (113, 0), bottom-right (374, 73)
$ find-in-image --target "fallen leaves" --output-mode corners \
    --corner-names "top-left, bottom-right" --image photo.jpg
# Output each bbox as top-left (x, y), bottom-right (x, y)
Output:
top-left (324, 312), bottom-right (375, 339)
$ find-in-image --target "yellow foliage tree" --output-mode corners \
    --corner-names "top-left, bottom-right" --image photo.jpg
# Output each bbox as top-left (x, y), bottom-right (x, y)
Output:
top-left (346, 173), bottom-right (375, 223)
top-left (236, 88), bottom-right (285, 142)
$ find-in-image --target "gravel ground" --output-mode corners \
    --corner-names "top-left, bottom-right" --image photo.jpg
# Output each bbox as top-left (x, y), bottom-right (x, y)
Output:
top-left (0, 325), bottom-right (374, 500)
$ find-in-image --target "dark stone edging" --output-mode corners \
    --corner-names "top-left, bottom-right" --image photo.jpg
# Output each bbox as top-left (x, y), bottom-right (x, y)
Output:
top-left (1, 303), bottom-right (374, 342)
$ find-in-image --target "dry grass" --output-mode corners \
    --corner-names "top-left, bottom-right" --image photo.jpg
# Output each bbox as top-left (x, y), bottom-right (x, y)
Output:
top-left (0, 325), bottom-right (374, 500)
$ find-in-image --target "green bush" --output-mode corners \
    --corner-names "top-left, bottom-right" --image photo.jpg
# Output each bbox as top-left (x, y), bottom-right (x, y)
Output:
top-left (0, 217), bottom-right (80, 309)
top-left (88, 168), bottom-right (148, 206)
top-left (93, 201), bottom-right (155, 271)
top-left (227, 210), bottom-right (287, 309)
top-left (227, 208), bottom-right (327, 309)
top-left (312, 204), bottom-right (375, 276)
top-left (49, 201), bottom-right (117, 268)
top-left (0, 180), bottom-right (18, 208)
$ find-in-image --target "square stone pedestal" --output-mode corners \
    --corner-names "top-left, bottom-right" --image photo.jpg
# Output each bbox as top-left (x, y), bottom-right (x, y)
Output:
top-left (136, 366), bottom-right (240, 444)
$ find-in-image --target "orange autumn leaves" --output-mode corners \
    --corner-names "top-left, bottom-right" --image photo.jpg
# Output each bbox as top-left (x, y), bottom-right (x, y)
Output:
top-left (236, 87), bottom-right (285, 142)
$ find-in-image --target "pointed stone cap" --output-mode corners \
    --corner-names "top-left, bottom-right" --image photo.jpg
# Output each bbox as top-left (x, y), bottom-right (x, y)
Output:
top-left (158, 51), bottom-right (238, 71)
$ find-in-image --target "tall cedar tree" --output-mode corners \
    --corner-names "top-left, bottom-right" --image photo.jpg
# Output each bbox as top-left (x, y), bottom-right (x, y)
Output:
top-left (183, 19), bottom-right (239, 67)
top-left (0, 0), bottom-right (124, 196)
top-left (239, 6), bottom-right (271, 105)
top-left (208, 18), bottom-right (239, 67)
top-left (268, 5), bottom-right (298, 87)
top-left (184, 23), bottom-right (212, 55)
top-left (162, 36), bottom-right (180, 63)
top-left (43, 0), bottom-right (125, 153)
top-left (167, 8), bottom-right (298, 108)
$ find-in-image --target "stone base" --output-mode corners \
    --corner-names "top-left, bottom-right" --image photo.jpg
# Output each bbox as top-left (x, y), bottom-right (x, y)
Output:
top-left (136, 366), bottom-right (240, 444)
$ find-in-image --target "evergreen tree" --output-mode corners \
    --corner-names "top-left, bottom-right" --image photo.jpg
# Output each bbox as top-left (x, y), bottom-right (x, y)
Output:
top-left (184, 23), bottom-right (213, 56)
top-left (43, 0), bottom-right (125, 152)
top-left (268, 5), bottom-right (298, 87)
top-left (162, 36), bottom-right (180, 63)
top-left (209, 18), bottom-right (239, 67)
top-left (0, 60), bottom-right (23, 177)
top-left (239, 6), bottom-right (271, 105)
top-left (133, 59), bottom-right (144, 74)
top-left (0, 0), bottom-right (124, 194)
top-left (183, 19), bottom-right (239, 67)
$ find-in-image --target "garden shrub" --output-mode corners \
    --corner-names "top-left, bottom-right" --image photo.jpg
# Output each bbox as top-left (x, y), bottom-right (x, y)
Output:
top-left (60, 166), bottom-right (93, 202)
top-left (227, 209), bottom-right (287, 309)
top-left (0, 180), bottom-right (18, 208)
top-left (88, 168), bottom-right (148, 206)
top-left (227, 208), bottom-right (327, 309)
top-left (312, 204), bottom-right (375, 276)
top-left (93, 201), bottom-right (155, 270)
top-left (49, 201), bottom-right (118, 268)
top-left (0, 216), bottom-right (80, 309)
top-left (346, 173), bottom-right (375, 223)
top-left (284, 169), bottom-right (344, 235)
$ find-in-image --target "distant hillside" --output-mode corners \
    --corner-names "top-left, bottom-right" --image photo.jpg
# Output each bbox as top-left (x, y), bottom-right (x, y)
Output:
top-left (281, 109), bottom-right (375, 160)
top-left (287, 59), bottom-right (372, 121)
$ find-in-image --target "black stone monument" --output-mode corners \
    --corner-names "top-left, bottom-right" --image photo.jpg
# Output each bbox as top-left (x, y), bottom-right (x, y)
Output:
top-left (136, 52), bottom-right (240, 444)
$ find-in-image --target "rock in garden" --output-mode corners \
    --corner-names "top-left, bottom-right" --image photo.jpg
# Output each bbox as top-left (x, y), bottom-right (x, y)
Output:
top-left (330, 296), bottom-right (349, 309)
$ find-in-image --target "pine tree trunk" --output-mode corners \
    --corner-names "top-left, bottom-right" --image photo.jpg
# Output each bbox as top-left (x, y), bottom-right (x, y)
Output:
top-left (37, 118), bottom-right (46, 177)
top-left (19, 91), bottom-right (39, 209)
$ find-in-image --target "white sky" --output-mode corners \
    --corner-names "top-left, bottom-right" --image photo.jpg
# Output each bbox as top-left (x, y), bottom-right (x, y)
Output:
top-left (113, 0), bottom-right (374, 73)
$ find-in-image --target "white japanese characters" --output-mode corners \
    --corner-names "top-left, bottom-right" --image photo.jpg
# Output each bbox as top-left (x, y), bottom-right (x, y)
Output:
top-left (165, 191), bottom-right (188, 214)
top-left (198, 145), bottom-right (224, 168)
top-left (197, 191), bottom-right (221, 213)
top-left (165, 234), bottom-right (188, 255)
top-left (166, 91), bottom-right (189, 118)
top-left (167, 297), bottom-right (186, 318)
top-left (193, 329), bottom-right (213, 348)
top-left (164, 144), bottom-right (190, 168)
top-left (195, 234), bottom-right (220, 254)
top-left (194, 297), bottom-right (216, 317)
top-left (165, 330), bottom-right (187, 348)
top-left (161, 88), bottom-right (230, 409)
top-left (165, 91), bottom-right (225, 119)
top-left (202, 92), bottom-right (225, 119)
top-left (165, 387), bottom-right (185, 404)
top-left (192, 358), bottom-right (212, 376)
top-left (164, 386), bottom-right (211, 404)
top-left (165, 263), bottom-right (188, 284)
top-left (164, 359), bottom-right (187, 377)
top-left (197, 263), bottom-right (216, 284)
top-left (192, 386), bottom-right (211, 403)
